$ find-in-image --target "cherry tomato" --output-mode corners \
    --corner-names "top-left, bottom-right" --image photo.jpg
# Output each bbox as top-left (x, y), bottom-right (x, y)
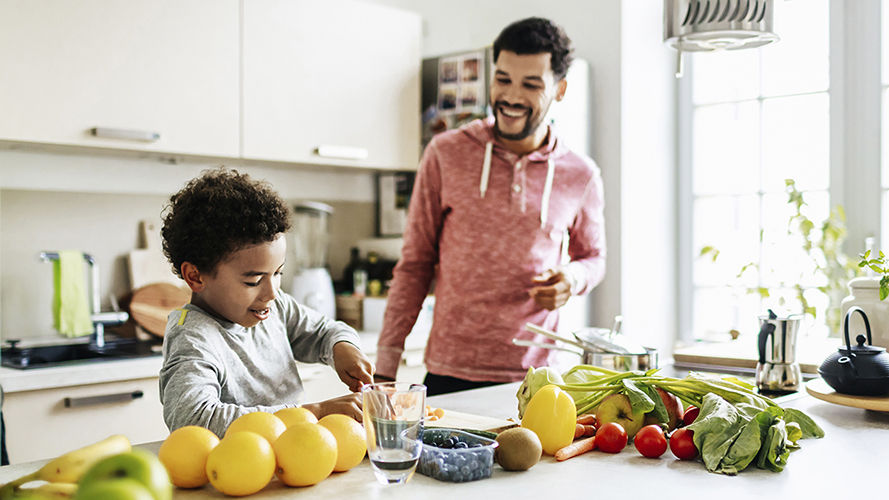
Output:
top-left (682, 405), bottom-right (700, 426)
top-left (595, 422), bottom-right (628, 453)
top-left (634, 424), bottom-right (667, 458)
top-left (669, 428), bottom-right (698, 460)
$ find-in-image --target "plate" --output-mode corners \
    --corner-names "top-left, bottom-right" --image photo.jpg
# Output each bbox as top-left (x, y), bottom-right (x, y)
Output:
top-left (805, 378), bottom-right (889, 412)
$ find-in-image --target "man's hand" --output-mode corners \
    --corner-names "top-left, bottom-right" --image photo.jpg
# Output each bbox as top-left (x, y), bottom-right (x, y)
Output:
top-left (529, 268), bottom-right (572, 310)
top-left (332, 342), bottom-right (375, 392)
top-left (302, 393), bottom-right (363, 422)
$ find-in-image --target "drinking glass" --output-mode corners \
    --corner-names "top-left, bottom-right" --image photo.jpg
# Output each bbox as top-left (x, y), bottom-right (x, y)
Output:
top-left (361, 382), bottom-right (426, 485)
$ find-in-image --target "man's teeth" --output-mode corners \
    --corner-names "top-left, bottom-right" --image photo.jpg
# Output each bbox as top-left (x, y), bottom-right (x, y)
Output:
top-left (501, 107), bottom-right (526, 117)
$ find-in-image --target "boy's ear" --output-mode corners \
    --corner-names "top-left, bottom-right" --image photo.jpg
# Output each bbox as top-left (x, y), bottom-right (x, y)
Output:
top-left (181, 262), bottom-right (205, 292)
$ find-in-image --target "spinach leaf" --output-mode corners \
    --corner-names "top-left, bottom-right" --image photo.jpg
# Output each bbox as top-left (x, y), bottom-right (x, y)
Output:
top-left (783, 408), bottom-right (825, 439)
top-left (686, 394), bottom-right (747, 472)
top-left (621, 378), bottom-right (656, 414)
top-left (719, 407), bottom-right (780, 475)
top-left (756, 419), bottom-right (790, 472)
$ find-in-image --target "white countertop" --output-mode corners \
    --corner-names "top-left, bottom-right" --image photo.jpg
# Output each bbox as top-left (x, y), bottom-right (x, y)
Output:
top-left (1, 379), bottom-right (885, 499)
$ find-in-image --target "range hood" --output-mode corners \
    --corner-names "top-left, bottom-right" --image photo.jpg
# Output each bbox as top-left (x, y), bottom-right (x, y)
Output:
top-left (664, 0), bottom-right (779, 77)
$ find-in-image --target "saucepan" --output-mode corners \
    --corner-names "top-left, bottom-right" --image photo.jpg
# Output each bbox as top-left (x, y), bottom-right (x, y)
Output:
top-left (517, 322), bottom-right (658, 372)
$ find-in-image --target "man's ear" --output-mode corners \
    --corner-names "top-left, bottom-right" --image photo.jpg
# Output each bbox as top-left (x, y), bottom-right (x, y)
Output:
top-left (555, 78), bottom-right (568, 102)
top-left (181, 262), bottom-right (205, 293)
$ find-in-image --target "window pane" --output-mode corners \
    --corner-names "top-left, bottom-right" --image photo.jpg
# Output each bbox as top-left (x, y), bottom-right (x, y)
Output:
top-left (884, 87), bottom-right (889, 189)
top-left (884, 0), bottom-right (889, 84)
top-left (693, 287), bottom-right (761, 339)
top-left (761, 94), bottom-right (830, 193)
top-left (693, 195), bottom-right (760, 288)
top-left (692, 50), bottom-right (760, 105)
top-left (761, 0), bottom-right (830, 96)
top-left (693, 101), bottom-right (761, 195)
top-left (759, 191), bottom-right (829, 289)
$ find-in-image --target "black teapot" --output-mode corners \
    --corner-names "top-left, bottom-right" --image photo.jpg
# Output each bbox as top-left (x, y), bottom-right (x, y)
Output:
top-left (818, 307), bottom-right (889, 396)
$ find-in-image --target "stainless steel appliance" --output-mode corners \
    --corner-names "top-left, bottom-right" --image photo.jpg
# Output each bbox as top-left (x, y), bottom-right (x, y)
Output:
top-left (755, 310), bottom-right (802, 393)
top-left (289, 202), bottom-right (336, 319)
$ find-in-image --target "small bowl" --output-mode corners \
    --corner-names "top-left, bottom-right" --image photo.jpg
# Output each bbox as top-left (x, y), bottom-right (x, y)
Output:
top-left (417, 428), bottom-right (498, 482)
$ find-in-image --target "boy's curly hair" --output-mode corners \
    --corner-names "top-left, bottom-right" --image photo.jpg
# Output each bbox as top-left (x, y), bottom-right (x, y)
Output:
top-left (161, 168), bottom-right (292, 277)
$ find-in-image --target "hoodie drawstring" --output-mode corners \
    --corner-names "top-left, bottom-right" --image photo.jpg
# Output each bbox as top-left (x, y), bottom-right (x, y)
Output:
top-left (479, 142), bottom-right (556, 229)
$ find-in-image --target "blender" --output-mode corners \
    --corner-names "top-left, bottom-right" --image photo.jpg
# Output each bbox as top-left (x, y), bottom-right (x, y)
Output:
top-left (289, 201), bottom-right (336, 319)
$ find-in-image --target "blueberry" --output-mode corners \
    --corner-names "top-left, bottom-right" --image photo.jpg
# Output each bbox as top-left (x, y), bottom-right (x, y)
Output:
top-left (455, 441), bottom-right (468, 449)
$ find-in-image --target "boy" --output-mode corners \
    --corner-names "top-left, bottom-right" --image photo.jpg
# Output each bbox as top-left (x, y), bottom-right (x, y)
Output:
top-left (158, 168), bottom-right (374, 437)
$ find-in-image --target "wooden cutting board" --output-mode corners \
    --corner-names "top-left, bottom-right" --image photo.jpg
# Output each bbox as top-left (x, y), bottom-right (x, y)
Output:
top-left (426, 409), bottom-right (517, 433)
top-left (806, 378), bottom-right (889, 412)
top-left (128, 283), bottom-right (191, 337)
top-left (128, 219), bottom-right (185, 290)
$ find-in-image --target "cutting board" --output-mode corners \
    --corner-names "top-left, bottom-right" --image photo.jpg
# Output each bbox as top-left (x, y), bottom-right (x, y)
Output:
top-left (426, 409), bottom-right (517, 433)
top-left (805, 378), bottom-right (889, 412)
top-left (128, 219), bottom-right (185, 290)
top-left (672, 337), bottom-right (838, 374)
top-left (128, 283), bottom-right (191, 337)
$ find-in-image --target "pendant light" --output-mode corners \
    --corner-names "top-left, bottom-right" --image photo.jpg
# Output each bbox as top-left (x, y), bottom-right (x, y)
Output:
top-left (664, 0), bottom-right (779, 77)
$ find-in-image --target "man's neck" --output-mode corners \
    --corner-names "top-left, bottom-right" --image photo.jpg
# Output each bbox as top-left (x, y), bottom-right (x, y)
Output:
top-left (496, 126), bottom-right (550, 156)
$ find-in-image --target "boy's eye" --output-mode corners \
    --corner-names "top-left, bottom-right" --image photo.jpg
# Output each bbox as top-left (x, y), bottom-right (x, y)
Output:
top-left (244, 280), bottom-right (261, 287)
top-left (495, 77), bottom-right (510, 85)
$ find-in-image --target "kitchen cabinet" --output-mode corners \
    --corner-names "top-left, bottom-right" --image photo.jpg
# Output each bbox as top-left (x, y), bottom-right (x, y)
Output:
top-left (0, 0), bottom-right (240, 157)
top-left (3, 376), bottom-right (167, 464)
top-left (242, 0), bottom-right (421, 170)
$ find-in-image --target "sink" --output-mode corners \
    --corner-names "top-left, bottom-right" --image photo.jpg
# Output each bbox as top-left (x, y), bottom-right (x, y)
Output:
top-left (1, 338), bottom-right (161, 370)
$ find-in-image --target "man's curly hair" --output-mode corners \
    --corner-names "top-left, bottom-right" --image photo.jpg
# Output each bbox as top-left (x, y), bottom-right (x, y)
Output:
top-left (493, 17), bottom-right (574, 81)
top-left (161, 168), bottom-right (292, 277)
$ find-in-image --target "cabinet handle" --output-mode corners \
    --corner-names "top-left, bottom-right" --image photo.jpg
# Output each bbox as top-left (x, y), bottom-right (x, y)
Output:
top-left (89, 127), bottom-right (160, 142)
top-left (63, 390), bottom-right (144, 408)
top-left (314, 145), bottom-right (368, 160)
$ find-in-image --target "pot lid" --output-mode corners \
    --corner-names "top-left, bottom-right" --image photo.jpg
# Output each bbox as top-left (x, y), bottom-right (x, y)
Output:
top-left (841, 334), bottom-right (887, 355)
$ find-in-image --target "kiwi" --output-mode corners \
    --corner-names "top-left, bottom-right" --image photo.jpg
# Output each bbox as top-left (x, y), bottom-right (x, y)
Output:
top-left (495, 427), bottom-right (542, 471)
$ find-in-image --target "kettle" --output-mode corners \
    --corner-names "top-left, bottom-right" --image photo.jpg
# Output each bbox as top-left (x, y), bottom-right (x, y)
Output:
top-left (818, 306), bottom-right (889, 396)
top-left (755, 309), bottom-right (803, 394)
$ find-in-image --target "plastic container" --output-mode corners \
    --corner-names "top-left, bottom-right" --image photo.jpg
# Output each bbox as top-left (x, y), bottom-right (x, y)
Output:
top-left (841, 277), bottom-right (889, 349)
top-left (417, 428), bottom-right (498, 482)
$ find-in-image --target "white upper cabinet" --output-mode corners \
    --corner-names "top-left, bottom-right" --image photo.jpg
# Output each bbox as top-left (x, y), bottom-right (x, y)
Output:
top-left (0, 0), bottom-right (240, 157)
top-left (242, 0), bottom-right (421, 170)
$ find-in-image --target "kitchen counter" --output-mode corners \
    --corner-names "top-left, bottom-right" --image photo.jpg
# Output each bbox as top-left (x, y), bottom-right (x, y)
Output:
top-left (0, 378), bottom-right (886, 499)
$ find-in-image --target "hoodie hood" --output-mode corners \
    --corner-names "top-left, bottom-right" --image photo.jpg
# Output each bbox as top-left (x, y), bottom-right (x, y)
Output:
top-left (459, 116), bottom-right (570, 163)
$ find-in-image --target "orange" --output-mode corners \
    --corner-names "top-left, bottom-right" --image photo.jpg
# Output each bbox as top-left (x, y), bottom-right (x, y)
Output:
top-left (205, 431), bottom-right (276, 496)
top-left (225, 412), bottom-right (287, 444)
top-left (272, 423), bottom-right (337, 486)
top-left (274, 407), bottom-right (318, 427)
top-left (318, 414), bottom-right (367, 472)
top-left (158, 426), bottom-right (220, 488)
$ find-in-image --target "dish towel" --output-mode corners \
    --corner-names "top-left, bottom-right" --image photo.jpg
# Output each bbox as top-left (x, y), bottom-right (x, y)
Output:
top-left (52, 250), bottom-right (94, 337)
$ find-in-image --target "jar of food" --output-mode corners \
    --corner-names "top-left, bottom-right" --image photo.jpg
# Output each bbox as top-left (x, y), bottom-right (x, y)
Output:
top-left (841, 277), bottom-right (889, 349)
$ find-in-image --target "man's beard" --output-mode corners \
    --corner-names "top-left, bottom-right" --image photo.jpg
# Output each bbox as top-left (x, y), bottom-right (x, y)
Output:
top-left (493, 100), bottom-right (551, 141)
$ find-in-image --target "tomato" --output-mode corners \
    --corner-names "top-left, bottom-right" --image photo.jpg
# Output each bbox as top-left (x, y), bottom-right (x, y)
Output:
top-left (682, 406), bottom-right (700, 426)
top-left (669, 428), bottom-right (698, 460)
top-left (633, 425), bottom-right (667, 458)
top-left (595, 422), bottom-right (628, 453)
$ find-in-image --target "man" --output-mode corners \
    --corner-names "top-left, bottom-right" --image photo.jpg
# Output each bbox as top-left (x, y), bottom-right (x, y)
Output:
top-left (376, 17), bottom-right (606, 395)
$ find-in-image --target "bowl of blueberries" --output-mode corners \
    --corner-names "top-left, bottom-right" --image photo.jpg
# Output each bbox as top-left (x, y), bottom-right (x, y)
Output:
top-left (417, 428), bottom-right (498, 482)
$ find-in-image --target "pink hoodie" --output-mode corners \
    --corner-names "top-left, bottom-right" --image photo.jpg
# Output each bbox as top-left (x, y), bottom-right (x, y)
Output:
top-left (376, 117), bottom-right (606, 382)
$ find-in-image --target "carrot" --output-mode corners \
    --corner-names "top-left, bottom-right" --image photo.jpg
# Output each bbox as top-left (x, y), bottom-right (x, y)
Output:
top-left (577, 414), bottom-right (598, 426)
top-left (554, 436), bottom-right (596, 461)
top-left (581, 424), bottom-right (597, 437)
top-left (574, 423), bottom-right (585, 439)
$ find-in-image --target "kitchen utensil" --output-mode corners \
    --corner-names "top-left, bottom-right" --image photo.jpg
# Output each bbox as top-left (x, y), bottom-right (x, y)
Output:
top-left (755, 309), bottom-right (803, 394)
top-left (523, 323), bottom-right (589, 351)
top-left (127, 220), bottom-right (184, 290)
top-left (805, 378), bottom-right (889, 413)
top-left (127, 283), bottom-right (191, 337)
top-left (512, 338), bottom-right (658, 372)
top-left (424, 409), bottom-right (516, 433)
top-left (818, 306), bottom-right (889, 396)
top-left (289, 202), bottom-right (336, 319)
top-left (361, 382), bottom-right (425, 485)
top-left (841, 276), bottom-right (889, 349)
top-left (572, 322), bottom-right (647, 356)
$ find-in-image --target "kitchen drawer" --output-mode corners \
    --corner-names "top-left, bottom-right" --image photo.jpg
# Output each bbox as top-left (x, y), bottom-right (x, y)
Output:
top-left (3, 377), bottom-right (167, 464)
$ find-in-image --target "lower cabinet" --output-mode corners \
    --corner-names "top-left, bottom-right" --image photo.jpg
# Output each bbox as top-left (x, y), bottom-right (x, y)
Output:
top-left (3, 378), bottom-right (168, 464)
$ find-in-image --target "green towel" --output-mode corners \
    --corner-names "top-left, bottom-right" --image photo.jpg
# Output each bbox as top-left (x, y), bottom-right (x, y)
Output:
top-left (52, 250), bottom-right (94, 337)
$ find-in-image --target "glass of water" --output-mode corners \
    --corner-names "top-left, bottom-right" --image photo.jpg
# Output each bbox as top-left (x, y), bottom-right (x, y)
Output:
top-left (361, 382), bottom-right (426, 485)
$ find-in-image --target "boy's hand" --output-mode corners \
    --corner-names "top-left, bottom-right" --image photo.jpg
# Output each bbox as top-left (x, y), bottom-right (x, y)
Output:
top-left (333, 341), bottom-right (375, 392)
top-left (302, 393), bottom-right (363, 422)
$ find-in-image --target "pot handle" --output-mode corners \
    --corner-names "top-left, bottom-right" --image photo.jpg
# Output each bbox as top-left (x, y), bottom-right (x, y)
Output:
top-left (843, 306), bottom-right (873, 350)
top-left (758, 310), bottom-right (777, 364)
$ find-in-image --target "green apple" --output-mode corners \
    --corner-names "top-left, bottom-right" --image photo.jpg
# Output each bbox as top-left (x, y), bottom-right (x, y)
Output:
top-left (595, 393), bottom-right (645, 439)
top-left (78, 449), bottom-right (172, 500)
top-left (74, 478), bottom-right (154, 500)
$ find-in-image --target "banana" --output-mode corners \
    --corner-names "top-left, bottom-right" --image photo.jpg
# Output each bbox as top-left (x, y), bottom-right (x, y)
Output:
top-left (0, 435), bottom-right (131, 499)
top-left (10, 483), bottom-right (77, 500)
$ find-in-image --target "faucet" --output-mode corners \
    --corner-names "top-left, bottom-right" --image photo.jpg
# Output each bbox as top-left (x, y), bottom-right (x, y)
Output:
top-left (38, 251), bottom-right (129, 348)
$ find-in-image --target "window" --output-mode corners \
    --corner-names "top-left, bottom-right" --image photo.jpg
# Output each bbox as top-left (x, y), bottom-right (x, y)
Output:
top-left (683, 1), bottom-right (832, 340)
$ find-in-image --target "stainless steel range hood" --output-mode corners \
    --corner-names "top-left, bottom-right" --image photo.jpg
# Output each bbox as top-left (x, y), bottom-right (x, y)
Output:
top-left (664, 0), bottom-right (779, 77)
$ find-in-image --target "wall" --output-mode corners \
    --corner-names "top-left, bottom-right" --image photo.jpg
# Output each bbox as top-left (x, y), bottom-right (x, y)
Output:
top-left (0, 148), bottom-right (377, 341)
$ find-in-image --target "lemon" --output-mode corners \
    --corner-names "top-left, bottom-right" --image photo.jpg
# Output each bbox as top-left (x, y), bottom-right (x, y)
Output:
top-left (274, 407), bottom-right (318, 427)
top-left (272, 423), bottom-right (337, 486)
top-left (226, 411), bottom-right (287, 444)
top-left (205, 431), bottom-right (276, 496)
top-left (521, 384), bottom-right (576, 455)
top-left (158, 426), bottom-right (220, 488)
top-left (318, 414), bottom-right (367, 471)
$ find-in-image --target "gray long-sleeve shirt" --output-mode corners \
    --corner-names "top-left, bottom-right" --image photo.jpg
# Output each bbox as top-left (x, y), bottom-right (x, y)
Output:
top-left (158, 292), bottom-right (361, 437)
